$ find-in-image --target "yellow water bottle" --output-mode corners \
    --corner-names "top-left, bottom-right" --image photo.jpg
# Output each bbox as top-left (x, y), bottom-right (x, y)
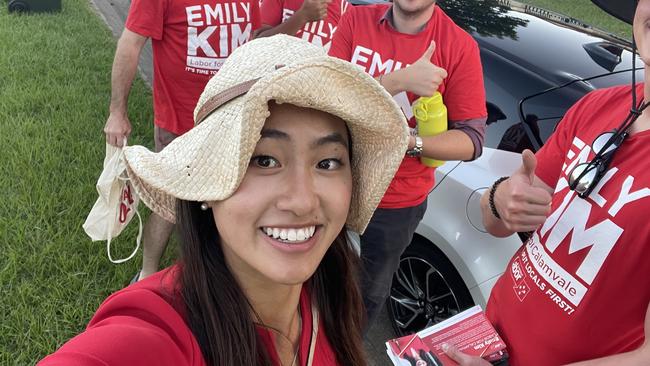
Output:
top-left (413, 92), bottom-right (448, 167)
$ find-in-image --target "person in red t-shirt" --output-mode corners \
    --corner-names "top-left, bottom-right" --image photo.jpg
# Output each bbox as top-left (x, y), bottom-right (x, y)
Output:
top-left (443, 1), bottom-right (650, 365)
top-left (329, 0), bottom-right (487, 328)
top-left (254, 0), bottom-right (348, 50)
top-left (102, 0), bottom-right (260, 281)
top-left (40, 36), bottom-right (409, 366)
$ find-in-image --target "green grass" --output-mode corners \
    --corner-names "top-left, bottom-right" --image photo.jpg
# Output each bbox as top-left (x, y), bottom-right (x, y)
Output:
top-left (0, 0), bottom-right (636, 364)
top-left (518, 0), bottom-right (632, 40)
top-left (0, 0), bottom-right (177, 363)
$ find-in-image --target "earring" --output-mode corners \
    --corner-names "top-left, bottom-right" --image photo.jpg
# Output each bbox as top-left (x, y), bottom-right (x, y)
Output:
top-left (200, 202), bottom-right (209, 211)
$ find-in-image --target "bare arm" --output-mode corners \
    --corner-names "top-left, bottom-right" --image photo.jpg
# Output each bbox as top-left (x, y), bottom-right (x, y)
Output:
top-left (406, 129), bottom-right (475, 161)
top-left (104, 28), bottom-right (148, 147)
top-left (254, 0), bottom-right (330, 39)
top-left (480, 149), bottom-right (553, 237)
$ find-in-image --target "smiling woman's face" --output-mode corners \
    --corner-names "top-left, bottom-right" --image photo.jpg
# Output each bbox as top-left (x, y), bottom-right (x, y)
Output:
top-left (210, 102), bottom-right (353, 287)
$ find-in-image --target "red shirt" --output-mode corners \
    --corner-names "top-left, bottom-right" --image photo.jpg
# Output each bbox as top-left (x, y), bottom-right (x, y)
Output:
top-left (126, 0), bottom-right (261, 135)
top-left (487, 84), bottom-right (650, 365)
top-left (329, 4), bottom-right (486, 208)
top-left (38, 267), bottom-right (339, 365)
top-left (261, 0), bottom-right (348, 51)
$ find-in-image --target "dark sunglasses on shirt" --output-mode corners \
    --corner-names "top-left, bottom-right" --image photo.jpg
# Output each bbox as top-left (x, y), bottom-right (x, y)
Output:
top-left (568, 129), bottom-right (627, 198)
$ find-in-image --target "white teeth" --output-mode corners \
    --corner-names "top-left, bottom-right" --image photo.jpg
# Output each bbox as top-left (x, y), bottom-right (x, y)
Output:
top-left (296, 229), bottom-right (306, 241)
top-left (262, 225), bottom-right (317, 243)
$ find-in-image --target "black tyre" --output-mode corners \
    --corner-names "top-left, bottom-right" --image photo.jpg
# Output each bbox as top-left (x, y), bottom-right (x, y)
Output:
top-left (388, 235), bottom-right (475, 336)
top-left (8, 0), bottom-right (29, 12)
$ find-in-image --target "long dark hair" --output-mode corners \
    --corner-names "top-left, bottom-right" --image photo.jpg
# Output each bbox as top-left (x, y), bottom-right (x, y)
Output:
top-left (176, 199), bottom-right (367, 365)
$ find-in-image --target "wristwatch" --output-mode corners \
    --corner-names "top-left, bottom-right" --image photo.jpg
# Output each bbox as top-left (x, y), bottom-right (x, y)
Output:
top-left (407, 136), bottom-right (423, 157)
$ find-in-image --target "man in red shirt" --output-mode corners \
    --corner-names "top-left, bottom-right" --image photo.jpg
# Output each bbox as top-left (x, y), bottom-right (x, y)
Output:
top-left (254, 0), bottom-right (347, 50)
top-left (103, 0), bottom-right (260, 280)
top-left (329, 0), bottom-right (487, 328)
top-left (444, 1), bottom-right (650, 365)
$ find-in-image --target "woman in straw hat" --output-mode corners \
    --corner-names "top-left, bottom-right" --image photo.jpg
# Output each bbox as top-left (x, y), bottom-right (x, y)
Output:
top-left (39, 35), bottom-right (408, 366)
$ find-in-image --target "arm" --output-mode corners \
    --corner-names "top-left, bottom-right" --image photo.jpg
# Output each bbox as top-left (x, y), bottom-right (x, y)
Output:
top-left (254, 0), bottom-right (331, 39)
top-left (38, 289), bottom-right (194, 366)
top-left (480, 149), bottom-right (553, 237)
top-left (104, 28), bottom-right (148, 147)
top-left (407, 129), bottom-right (475, 161)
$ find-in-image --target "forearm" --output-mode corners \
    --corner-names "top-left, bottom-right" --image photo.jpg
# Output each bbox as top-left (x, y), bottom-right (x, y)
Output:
top-left (109, 31), bottom-right (146, 115)
top-left (420, 130), bottom-right (474, 161)
top-left (254, 13), bottom-right (309, 39)
top-left (480, 187), bottom-right (515, 237)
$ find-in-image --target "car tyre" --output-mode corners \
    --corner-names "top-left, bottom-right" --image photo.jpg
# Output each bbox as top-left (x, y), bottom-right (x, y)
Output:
top-left (388, 236), bottom-right (475, 336)
top-left (8, 0), bottom-right (29, 12)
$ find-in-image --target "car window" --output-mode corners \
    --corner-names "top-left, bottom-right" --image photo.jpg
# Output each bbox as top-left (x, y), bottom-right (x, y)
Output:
top-left (485, 70), bottom-right (637, 153)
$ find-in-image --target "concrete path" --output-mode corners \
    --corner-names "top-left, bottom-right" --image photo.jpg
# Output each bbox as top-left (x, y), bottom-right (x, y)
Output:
top-left (87, 0), bottom-right (396, 363)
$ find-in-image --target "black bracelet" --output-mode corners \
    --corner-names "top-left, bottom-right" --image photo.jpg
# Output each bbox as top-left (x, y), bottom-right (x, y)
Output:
top-left (489, 176), bottom-right (509, 220)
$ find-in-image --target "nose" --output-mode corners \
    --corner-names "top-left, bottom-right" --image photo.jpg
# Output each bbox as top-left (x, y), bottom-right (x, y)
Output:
top-left (275, 166), bottom-right (320, 217)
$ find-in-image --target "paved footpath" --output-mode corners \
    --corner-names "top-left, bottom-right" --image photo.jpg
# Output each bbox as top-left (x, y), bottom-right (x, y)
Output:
top-left (87, 0), bottom-right (395, 363)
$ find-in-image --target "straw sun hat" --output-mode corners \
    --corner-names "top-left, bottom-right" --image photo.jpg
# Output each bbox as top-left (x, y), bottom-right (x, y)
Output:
top-left (123, 35), bottom-right (409, 234)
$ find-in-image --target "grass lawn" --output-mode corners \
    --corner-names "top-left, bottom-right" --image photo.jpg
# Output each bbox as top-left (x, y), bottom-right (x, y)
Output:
top-left (518, 0), bottom-right (632, 40)
top-left (0, 0), bottom-right (636, 364)
top-left (0, 0), bottom-right (177, 363)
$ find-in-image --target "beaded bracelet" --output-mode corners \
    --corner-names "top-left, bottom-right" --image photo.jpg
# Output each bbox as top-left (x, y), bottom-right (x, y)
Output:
top-left (489, 176), bottom-right (509, 220)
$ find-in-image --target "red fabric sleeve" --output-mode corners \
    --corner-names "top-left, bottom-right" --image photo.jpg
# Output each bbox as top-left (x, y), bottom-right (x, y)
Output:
top-left (125, 0), bottom-right (166, 40)
top-left (38, 289), bottom-right (197, 366)
top-left (443, 39), bottom-right (487, 121)
top-left (260, 0), bottom-right (284, 26)
top-left (327, 6), bottom-right (355, 61)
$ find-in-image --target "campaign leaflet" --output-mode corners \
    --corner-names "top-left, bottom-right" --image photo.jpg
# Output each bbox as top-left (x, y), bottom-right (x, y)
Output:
top-left (386, 306), bottom-right (508, 366)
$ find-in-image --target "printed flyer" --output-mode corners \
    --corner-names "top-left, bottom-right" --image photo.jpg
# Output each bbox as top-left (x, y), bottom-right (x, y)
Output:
top-left (386, 306), bottom-right (508, 366)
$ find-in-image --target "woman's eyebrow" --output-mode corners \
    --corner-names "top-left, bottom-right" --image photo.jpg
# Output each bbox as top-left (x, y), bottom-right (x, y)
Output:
top-left (260, 129), bottom-right (348, 150)
top-left (260, 128), bottom-right (290, 140)
top-left (311, 132), bottom-right (348, 150)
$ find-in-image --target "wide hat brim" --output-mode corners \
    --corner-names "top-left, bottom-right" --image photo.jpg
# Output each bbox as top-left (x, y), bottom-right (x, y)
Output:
top-left (591, 0), bottom-right (635, 24)
top-left (123, 35), bottom-right (409, 234)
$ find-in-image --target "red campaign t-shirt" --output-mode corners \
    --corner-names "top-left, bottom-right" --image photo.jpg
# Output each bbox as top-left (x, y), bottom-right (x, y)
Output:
top-left (126, 0), bottom-right (261, 135)
top-left (487, 84), bottom-right (650, 365)
top-left (329, 4), bottom-right (486, 208)
top-left (261, 0), bottom-right (348, 51)
top-left (38, 266), bottom-right (340, 366)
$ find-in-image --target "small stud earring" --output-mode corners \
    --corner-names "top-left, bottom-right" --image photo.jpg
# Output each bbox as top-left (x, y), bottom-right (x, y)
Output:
top-left (200, 202), bottom-right (209, 211)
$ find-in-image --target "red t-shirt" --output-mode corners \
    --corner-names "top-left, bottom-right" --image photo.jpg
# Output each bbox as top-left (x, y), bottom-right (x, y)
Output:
top-left (260, 0), bottom-right (348, 51)
top-left (487, 84), bottom-right (650, 365)
top-left (38, 267), bottom-right (339, 366)
top-left (329, 4), bottom-right (486, 208)
top-left (126, 0), bottom-right (261, 135)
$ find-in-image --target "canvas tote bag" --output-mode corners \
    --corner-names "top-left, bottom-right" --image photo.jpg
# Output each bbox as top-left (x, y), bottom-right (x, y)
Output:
top-left (83, 141), bottom-right (141, 263)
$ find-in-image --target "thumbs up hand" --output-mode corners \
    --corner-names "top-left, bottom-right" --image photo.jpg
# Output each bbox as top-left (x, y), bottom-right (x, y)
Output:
top-left (402, 41), bottom-right (448, 97)
top-left (493, 150), bottom-right (553, 232)
top-left (297, 0), bottom-right (331, 22)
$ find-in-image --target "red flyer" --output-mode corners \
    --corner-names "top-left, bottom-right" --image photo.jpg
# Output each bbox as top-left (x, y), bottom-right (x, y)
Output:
top-left (386, 306), bottom-right (508, 366)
